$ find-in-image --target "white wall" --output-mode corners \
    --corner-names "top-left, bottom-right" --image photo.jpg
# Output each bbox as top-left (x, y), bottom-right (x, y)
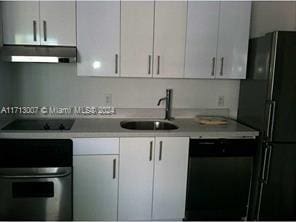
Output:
top-left (250, 1), bottom-right (296, 38)
top-left (11, 64), bottom-right (240, 118)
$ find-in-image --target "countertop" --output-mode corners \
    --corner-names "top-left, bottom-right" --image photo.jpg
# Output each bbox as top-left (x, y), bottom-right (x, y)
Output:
top-left (0, 118), bottom-right (259, 139)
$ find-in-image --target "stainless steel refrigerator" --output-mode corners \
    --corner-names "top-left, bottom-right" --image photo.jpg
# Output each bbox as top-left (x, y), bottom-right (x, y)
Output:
top-left (238, 31), bottom-right (296, 220)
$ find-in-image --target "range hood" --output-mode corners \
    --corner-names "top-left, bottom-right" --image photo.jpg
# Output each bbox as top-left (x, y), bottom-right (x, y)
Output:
top-left (0, 45), bottom-right (77, 63)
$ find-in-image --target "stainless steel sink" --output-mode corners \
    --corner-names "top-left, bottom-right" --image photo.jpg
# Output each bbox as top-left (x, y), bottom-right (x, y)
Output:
top-left (120, 121), bottom-right (178, 130)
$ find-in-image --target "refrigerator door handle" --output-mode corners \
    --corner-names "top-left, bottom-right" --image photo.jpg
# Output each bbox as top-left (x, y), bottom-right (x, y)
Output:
top-left (266, 101), bottom-right (276, 141)
top-left (263, 144), bottom-right (273, 184)
top-left (270, 101), bottom-right (276, 141)
top-left (261, 144), bottom-right (269, 182)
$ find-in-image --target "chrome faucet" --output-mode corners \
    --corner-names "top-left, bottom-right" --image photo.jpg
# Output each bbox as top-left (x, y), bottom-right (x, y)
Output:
top-left (157, 89), bottom-right (173, 120)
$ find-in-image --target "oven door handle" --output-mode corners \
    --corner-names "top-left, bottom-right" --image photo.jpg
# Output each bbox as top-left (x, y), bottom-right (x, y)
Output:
top-left (0, 167), bottom-right (72, 179)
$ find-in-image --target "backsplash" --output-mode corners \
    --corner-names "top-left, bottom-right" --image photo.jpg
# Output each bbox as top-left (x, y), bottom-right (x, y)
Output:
top-left (9, 63), bottom-right (240, 118)
top-left (10, 63), bottom-right (241, 118)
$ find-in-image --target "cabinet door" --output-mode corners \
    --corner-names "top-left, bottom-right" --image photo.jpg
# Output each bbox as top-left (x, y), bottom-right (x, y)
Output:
top-left (153, 1), bottom-right (187, 78)
top-left (77, 1), bottom-right (120, 76)
top-left (121, 1), bottom-right (154, 77)
top-left (39, 1), bottom-right (76, 46)
top-left (185, 2), bottom-right (220, 79)
top-left (73, 155), bottom-right (118, 221)
top-left (118, 138), bottom-right (154, 220)
top-left (216, 2), bottom-right (251, 79)
top-left (1, 1), bottom-right (40, 45)
top-left (152, 137), bottom-right (189, 220)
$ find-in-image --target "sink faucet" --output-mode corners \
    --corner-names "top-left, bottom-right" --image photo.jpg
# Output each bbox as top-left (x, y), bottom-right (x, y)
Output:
top-left (157, 89), bottom-right (173, 120)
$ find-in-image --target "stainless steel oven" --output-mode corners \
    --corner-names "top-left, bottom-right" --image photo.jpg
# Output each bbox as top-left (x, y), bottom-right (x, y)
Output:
top-left (0, 139), bottom-right (73, 221)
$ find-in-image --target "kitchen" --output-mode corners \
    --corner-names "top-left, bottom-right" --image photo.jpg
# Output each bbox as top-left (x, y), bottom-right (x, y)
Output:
top-left (0, 1), bottom-right (295, 221)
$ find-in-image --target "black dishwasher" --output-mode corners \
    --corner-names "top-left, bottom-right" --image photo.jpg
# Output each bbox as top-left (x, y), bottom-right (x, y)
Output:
top-left (185, 139), bottom-right (256, 221)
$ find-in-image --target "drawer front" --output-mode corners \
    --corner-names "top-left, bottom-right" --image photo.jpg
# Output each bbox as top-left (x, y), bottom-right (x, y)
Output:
top-left (72, 138), bottom-right (119, 155)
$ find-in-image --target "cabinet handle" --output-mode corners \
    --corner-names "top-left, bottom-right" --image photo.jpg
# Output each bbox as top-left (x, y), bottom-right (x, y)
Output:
top-left (115, 54), bottom-right (119, 74)
top-left (148, 55), bottom-right (152, 75)
top-left (33, 20), bottom-right (37, 42)
top-left (43, 21), bottom-right (47, 42)
top-left (113, 159), bottom-right (116, 179)
top-left (220, 57), bottom-right (224, 76)
top-left (159, 141), bottom-right (163, 161)
top-left (149, 141), bottom-right (153, 161)
top-left (157, 56), bottom-right (160, 75)
top-left (211, 57), bottom-right (216, 76)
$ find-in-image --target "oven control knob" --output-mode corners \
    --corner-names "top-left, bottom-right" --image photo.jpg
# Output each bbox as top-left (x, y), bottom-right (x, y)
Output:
top-left (59, 124), bottom-right (66, 130)
top-left (44, 123), bottom-right (50, 130)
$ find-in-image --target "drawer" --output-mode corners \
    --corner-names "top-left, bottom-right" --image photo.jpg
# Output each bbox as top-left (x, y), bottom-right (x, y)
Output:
top-left (72, 138), bottom-right (119, 155)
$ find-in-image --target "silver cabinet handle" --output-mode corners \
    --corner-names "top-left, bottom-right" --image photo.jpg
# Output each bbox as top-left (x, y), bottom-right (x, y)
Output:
top-left (115, 54), bottom-right (119, 74)
top-left (33, 20), bottom-right (37, 42)
top-left (43, 20), bottom-right (47, 42)
top-left (220, 57), bottom-right (224, 76)
top-left (211, 57), bottom-right (216, 76)
top-left (149, 141), bottom-right (153, 161)
top-left (113, 159), bottom-right (116, 179)
top-left (157, 56), bottom-right (160, 75)
top-left (159, 141), bottom-right (163, 161)
top-left (148, 55), bottom-right (152, 75)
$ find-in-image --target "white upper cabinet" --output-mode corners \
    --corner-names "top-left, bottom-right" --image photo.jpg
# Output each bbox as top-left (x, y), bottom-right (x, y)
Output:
top-left (216, 1), bottom-right (251, 79)
top-left (185, 1), bottom-right (251, 79)
top-left (121, 1), bottom-right (154, 77)
top-left (1, 1), bottom-right (40, 45)
top-left (118, 138), bottom-right (154, 220)
top-left (152, 137), bottom-right (189, 220)
top-left (39, 1), bottom-right (76, 46)
top-left (153, 1), bottom-right (187, 78)
top-left (1, 1), bottom-right (76, 46)
top-left (77, 1), bottom-right (120, 76)
top-left (185, 2), bottom-right (220, 79)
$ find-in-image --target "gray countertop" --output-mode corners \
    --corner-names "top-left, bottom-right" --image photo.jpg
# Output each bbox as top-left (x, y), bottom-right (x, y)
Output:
top-left (0, 118), bottom-right (259, 139)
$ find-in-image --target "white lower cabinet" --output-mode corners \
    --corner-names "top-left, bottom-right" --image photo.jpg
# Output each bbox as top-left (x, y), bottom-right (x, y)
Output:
top-left (152, 137), bottom-right (190, 220)
top-left (73, 137), bottom-right (189, 221)
top-left (73, 138), bottom-right (119, 221)
top-left (118, 137), bottom-right (154, 220)
top-left (118, 137), bottom-right (189, 221)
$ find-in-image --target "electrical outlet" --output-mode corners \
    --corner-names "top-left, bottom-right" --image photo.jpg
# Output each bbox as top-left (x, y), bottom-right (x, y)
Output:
top-left (218, 96), bottom-right (225, 107)
top-left (105, 94), bottom-right (112, 106)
